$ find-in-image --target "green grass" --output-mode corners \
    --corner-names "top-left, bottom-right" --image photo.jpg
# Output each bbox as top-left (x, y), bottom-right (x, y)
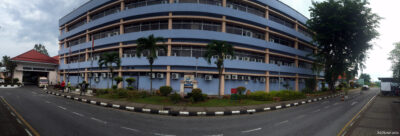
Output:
top-left (96, 94), bottom-right (273, 107)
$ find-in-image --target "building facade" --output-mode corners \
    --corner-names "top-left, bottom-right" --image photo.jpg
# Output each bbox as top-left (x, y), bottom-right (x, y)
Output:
top-left (58, 0), bottom-right (319, 95)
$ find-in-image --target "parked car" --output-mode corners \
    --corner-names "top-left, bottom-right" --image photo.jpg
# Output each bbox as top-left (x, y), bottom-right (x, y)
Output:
top-left (362, 85), bottom-right (369, 90)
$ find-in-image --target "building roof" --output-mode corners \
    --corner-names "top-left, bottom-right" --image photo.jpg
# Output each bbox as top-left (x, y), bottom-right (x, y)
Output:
top-left (378, 77), bottom-right (397, 82)
top-left (11, 49), bottom-right (59, 65)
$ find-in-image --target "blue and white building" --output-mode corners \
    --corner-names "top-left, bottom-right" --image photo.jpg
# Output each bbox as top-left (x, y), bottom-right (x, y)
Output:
top-left (58, 0), bottom-right (320, 95)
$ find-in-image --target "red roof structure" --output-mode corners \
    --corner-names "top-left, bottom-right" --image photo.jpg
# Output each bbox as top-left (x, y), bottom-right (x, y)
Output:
top-left (11, 49), bottom-right (59, 64)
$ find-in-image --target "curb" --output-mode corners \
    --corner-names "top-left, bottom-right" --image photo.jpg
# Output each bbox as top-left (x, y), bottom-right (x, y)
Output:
top-left (45, 91), bottom-right (343, 117)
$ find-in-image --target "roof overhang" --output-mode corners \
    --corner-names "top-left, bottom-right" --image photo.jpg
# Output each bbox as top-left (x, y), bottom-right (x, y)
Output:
top-left (11, 60), bottom-right (58, 66)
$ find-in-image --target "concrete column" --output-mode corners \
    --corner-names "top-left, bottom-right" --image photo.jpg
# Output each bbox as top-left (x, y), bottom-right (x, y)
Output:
top-left (119, 42), bottom-right (123, 58)
top-left (120, 19), bottom-right (124, 34)
top-left (222, 0), bottom-right (226, 7)
top-left (265, 7), bottom-right (269, 19)
top-left (63, 70), bottom-right (66, 81)
top-left (84, 68), bottom-right (88, 82)
top-left (166, 66), bottom-right (171, 86)
top-left (167, 38), bottom-right (172, 56)
top-left (265, 27), bottom-right (269, 41)
top-left (222, 16), bottom-right (226, 32)
top-left (64, 54), bottom-right (67, 64)
top-left (295, 74), bottom-right (299, 91)
top-left (169, 0), bottom-right (174, 3)
top-left (315, 76), bottom-right (318, 91)
top-left (121, 1), bottom-right (125, 11)
top-left (118, 70), bottom-right (123, 88)
top-left (295, 21), bottom-right (298, 31)
top-left (295, 56), bottom-right (298, 67)
top-left (219, 68), bottom-right (225, 96)
top-left (265, 72), bottom-right (270, 93)
top-left (168, 12), bottom-right (172, 30)
top-left (294, 38), bottom-right (298, 49)
top-left (265, 49), bottom-right (269, 64)
top-left (86, 13), bottom-right (90, 23)
top-left (85, 48), bottom-right (89, 61)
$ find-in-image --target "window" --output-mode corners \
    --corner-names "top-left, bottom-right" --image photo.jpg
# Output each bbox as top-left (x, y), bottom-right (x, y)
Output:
top-left (175, 0), bottom-right (222, 6)
top-left (91, 27), bottom-right (120, 41)
top-left (269, 13), bottom-right (294, 28)
top-left (269, 34), bottom-right (294, 48)
top-left (125, 0), bottom-right (169, 10)
top-left (226, 0), bottom-right (265, 17)
top-left (269, 55), bottom-right (295, 67)
top-left (299, 61), bottom-right (312, 69)
top-left (226, 24), bottom-right (265, 40)
top-left (173, 20), bottom-right (221, 32)
top-left (172, 45), bottom-right (207, 57)
top-left (298, 27), bottom-right (312, 38)
top-left (122, 47), bottom-right (166, 58)
top-left (233, 50), bottom-right (265, 63)
top-left (68, 19), bottom-right (86, 31)
top-left (124, 20), bottom-right (168, 33)
top-left (68, 36), bottom-right (86, 47)
top-left (67, 54), bottom-right (86, 64)
top-left (91, 6), bottom-right (120, 21)
top-left (298, 43), bottom-right (314, 53)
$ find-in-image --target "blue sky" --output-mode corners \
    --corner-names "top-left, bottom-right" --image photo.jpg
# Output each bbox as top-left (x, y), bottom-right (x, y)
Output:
top-left (0, 0), bottom-right (398, 81)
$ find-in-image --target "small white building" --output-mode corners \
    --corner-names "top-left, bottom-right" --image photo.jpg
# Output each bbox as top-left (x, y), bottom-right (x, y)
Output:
top-left (10, 49), bottom-right (59, 85)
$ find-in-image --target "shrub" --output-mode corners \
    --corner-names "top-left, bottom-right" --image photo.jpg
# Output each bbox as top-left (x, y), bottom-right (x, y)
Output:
top-left (4, 77), bottom-right (11, 84)
top-left (138, 91), bottom-right (150, 98)
top-left (112, 85), bottom-right (118, 90)
top-left (305, 78), bottom-right (317, 91)
top-left (12, 78), bottom-right (19, 83)
top-left (189, 88), bottom-right (205, 102)
top-left (248, 91), bottom-right (272, 101)
top-left (96, 89), bottom-right (109, 96)
top-left (126, 86), bottom-right (134, 90)
top-left (236, 86), bottom-right (246, 95)
top-left (302, 88), bottom-right (314, 94)
top-left (114, 77), bottom-right (123, 85)
top-left (245, 90), bottom-right (251, 96)
top-left (269, 90), bottom-right (306, 101)
top-left (159, 86), bottom-right (173, 96)
top-left (125, 77), bottom-right (136, 87)
top-left (112, 89), bottom-right (128, 98)
top-left (170, 92), bottom-right (181, 104)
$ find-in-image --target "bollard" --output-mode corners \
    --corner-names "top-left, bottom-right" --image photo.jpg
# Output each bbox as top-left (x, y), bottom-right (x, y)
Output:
top-left (44, 85), bottom-right (48, 90)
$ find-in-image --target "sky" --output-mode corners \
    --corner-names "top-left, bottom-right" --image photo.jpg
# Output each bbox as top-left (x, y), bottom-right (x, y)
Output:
top-left (0, 0), bottom-right (398, 81)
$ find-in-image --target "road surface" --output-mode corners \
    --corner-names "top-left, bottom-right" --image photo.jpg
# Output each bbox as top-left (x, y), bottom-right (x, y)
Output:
top-left (0, 86), bottom-right (378, 136)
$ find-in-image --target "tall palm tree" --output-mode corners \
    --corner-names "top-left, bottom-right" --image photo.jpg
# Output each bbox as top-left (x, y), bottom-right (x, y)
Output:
top-left (98, 52), bottom-right (121, 89)
top-left (136, 34), bottom-right (166, 92)
top-left (204, 41), bottom-right (234, 97)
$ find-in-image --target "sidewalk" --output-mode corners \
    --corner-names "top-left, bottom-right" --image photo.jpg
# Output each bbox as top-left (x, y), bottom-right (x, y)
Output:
top-left (347, 95), bottom-right (400, 136)
top-left (45, 88), bottom-right (344, 116)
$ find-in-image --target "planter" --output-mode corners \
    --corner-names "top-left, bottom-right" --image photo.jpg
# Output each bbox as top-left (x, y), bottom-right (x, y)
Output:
top-left (7, 85), bottom-right (11, 87)
top-left (13, 85), bottom-right (19, 87)
top-left (75, 89), bottom-right (80, 92)
top-left (0, 85), bottom-right (4, 87)
top-left (87, 90), bottom-right (93, 94)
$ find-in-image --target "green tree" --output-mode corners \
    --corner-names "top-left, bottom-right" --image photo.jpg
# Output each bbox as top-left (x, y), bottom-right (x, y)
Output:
top-left (136, 34), bottom-right (166, 92)
top-left (34, 44), bottom-right (49, 56)
top-left (125, 77), bottom-right (136, 88)
top-left (98, 52), bottom-right (121, 89)
top-left (307, 0), bottom-right (380, 92)
top-left (114, 76), bottom-right (123, 88)
top-left (359, 73), bottom-right (371, 85)
top-left (2, 56), bottom-right (17, 83)
top-left (204, 41), bottom-right (234, 97)
top-left (388, 42), bottom-right (400, 81)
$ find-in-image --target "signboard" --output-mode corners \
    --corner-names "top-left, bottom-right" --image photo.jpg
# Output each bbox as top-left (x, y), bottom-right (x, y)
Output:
top-left (357, 79), bottom-right (365, 85)
top-left (184, 75), bottom-right (195, 88)
top-left (231, 88), bottom-right (237, 94)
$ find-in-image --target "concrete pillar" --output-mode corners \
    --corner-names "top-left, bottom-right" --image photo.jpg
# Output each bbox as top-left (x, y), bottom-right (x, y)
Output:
top-left (295, 21), bottom-right (298, 31)
top-left (64, 54), bottom-right (67, 64)
top-left (265, 27), bottom-right (269, 41)
top-left (169, 0), bottom-right (174, 3)
top-left (167, 38), bottom-right (172, 56)
top-left (85, 48), bottom-right (89, 61)
top-left (219, 69), bottom-right (225, 96)
top-left (120, 19), bottom-right (124, 34)
top-left (118, 71), bottom-right (123, 88)
top-left (295, 56), bottom-right (298, 67)
top-left (222, 16), bottom-right (226, 32)
top-left (63, 70), bottom-right (66, 81)
top-left (119, 42), bottom-right (123, 58)
top-left (84, 68), bottom-right (88, 82)
top-left (168, 12), bottom-right (172, 30)
top-left (166, 66), bottom-right (171, 86)
top-left (222, 0), bottom-right (226, 7)
top-left (265, 7), bottom-right (269, 19)
top-left (121, 1), bottom-right (125, 11)
top-left (265, 49), bottom-right (269, 64)
top-left (295, 74), bottom-right (299, 91)
top-left (294, 38), bottom-right (298, 49)
top-left (265, 72), bottom-right (270, 93)
top-left (86, 13), bottom-right (90, 23)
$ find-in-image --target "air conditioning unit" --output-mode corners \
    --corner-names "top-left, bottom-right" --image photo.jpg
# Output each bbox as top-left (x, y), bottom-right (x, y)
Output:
top-left (257, 59), bottom-right (263, 63)
top-left (66, 74), bottom-right (69, 78)
top-left (243, 57), bottom-right (250, 61)
top-left (123, 54), bottom-right (128, 58)
top-left (279, 77), bottom-right (284, 83)
top-left (225, 74), bottom-right (231, 80)
top-left (231, 75), bottom-right (238, 80)
top-left (150, 73), bottom-right (156, 79)
top-left (205, 75), bottom-right (213, 81)
top-left (80, 73), bottom-right (85, 78)
top-left (102, 73), bottom-right (107, 78)
top-left (94, 77), bottom-right (100, 82)
top-left (250, 58), bottom-right (256, 62)
top-left (171, 73), bottom-right (179, 80)
top-left (94, 73), bottom-right (99, 78)
top-left (225, 55), bottom-right (232, 60)
top-left (269, 38), bottom-right (275, 42)
top-left (108, 73), bottom-right (112, 78)
top-left (233, 56), bottom-right (240, 60)
top-left (239, 75), bottom-right (245, 80)
top-left (157, 73), bottom-right (164, 79)
top-left (270, 60), bottom-right (275, 64)
top-left (88, 73), bottom-right (92, 78)
top-left (259, 77), bottom-right (266, 82)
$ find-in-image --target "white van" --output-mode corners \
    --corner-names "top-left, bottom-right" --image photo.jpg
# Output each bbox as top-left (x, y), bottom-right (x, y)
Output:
top-left (38, 77), bottom-right (48, 88)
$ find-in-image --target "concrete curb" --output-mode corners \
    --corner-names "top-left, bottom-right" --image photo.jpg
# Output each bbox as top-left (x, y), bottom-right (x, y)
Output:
top-left (45, 91), bottom-right (343, 117)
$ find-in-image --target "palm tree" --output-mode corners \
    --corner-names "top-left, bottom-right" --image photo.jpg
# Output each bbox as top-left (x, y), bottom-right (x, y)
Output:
top-left (204, 41), bottom-right (234, 97)
top-left (136, 34), bottom-right (166, 92)
top-left (98, 52), bottom-right (121, 89)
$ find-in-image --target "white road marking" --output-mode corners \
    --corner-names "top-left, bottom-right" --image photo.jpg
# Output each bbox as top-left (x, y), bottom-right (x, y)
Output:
top-left (121, 126), bottom-right (139, 132)
top-left (324, 106), bottom-right (330, 109)
top-left (274, 120), bottom-right (289, 126)
top-left (204, 134), bottom-right (223, 136)
top-left (16, 118), bottom-right (22, 125)
top-left (295, 114), bottom-right (306, 119)
top-left (57, 106), bottom-right (67, 110)
top-left (241, 128), bottom-right (262, 133)
top-left (154, 133), bottom-right (176, 136)
top-left (45, 101), bottom-right (51, 104)
top-left (313, 109), bottom-right (321, 113)
top-left (90, 117), bottom-right (107, 124)
top-left (25, 129), bottom-right (33, 136)
top-left (351, 101), bottom-right (358, 106)
top-left (72, 112), bottom-right (84, 117)
top-left (333, 102), bottom-right (339, 106)
top-left (10, 112), bottom-right (15, 117)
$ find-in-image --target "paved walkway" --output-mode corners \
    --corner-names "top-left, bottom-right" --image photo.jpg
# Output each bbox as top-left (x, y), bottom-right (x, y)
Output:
top-left (347, 95), bottom-right (400, 136)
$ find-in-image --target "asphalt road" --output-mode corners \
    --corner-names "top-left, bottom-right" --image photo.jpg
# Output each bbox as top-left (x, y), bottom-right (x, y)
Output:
top-left (0, 86), bottom-right (379, 136)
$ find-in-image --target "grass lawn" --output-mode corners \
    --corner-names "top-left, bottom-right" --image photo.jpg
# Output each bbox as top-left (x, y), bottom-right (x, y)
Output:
top-left (96, 94), bottom-right (273, 107)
